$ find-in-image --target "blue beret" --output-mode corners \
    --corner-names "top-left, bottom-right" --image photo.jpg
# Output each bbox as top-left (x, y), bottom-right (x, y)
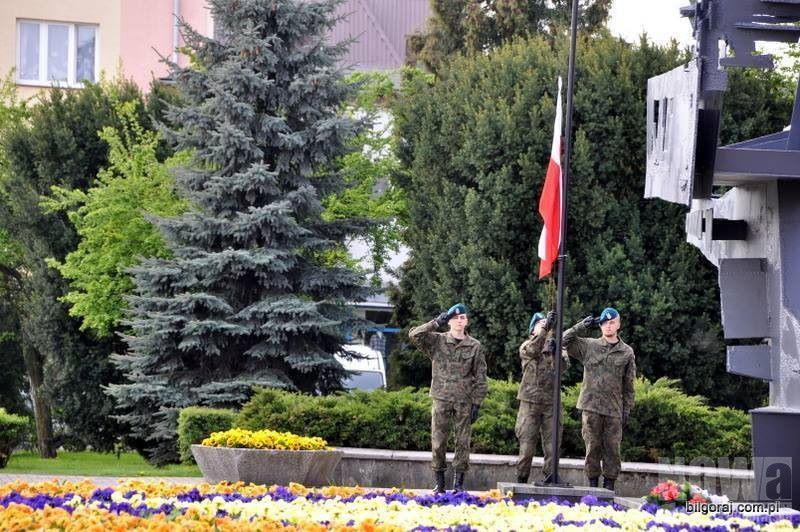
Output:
top-left (598, 307), bottom-right (619, 324)
top-left (447, 303), bottom-right (468, 318)
top-left (528, 312), bottom-right (545, 334)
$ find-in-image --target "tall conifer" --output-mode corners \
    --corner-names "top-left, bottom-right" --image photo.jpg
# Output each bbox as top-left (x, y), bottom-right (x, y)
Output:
top-left (108, 0), bottom-right (370, 464)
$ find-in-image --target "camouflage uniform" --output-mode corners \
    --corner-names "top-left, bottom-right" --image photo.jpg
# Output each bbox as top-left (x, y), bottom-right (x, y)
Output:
top-left (515, 330), bottom-right (569, 481)
top-left (563, 321), bottom-right (635, 480)
top-left (409, 320), bottom-right (488, 472)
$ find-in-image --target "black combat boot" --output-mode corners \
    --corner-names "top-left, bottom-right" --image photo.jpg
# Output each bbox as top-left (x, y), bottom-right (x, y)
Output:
top-left (602, 478), bottom-right (616, 492)
top-left (588, 477), bottom-right (599, 487)
top-left (433, 471), bottom-right (446, 494)
top-left (453, 472), bottom-right (465, 492)
top-left (517, 473), bottom-right (529, 484)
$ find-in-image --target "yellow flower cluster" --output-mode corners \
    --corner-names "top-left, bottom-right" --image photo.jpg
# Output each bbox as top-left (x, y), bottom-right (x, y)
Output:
top-left (201, 428), bottom-right (329, 450)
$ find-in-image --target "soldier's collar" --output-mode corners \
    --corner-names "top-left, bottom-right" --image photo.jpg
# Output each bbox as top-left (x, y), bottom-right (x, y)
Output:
top-left (446, 332), bottom-right (475, 346)
top-left (600, 336), bottom-right (625, 349)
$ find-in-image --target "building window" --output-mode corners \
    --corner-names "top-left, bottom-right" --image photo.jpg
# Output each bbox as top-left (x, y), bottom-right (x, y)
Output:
top-left (17, 20), bottom-right (98, 87)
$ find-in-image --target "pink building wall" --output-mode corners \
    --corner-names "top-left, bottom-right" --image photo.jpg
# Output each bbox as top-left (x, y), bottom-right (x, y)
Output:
top-left (119, 0), bottom-right (429, 90)
top-left (120, 0), bottom-right (212, 90)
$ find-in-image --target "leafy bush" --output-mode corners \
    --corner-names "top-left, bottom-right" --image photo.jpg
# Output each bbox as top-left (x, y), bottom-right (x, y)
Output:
top-left (177, 407), bottom-right (236, 464)
top-left (237, 387), bottom-right (431, 451)
top-left (0, 408), bottom-right (29, 468)
top-left (202, 428), bottom-right (328, 450)
top-left (236, 378), bottom-right (751, 462)
top-left (614, 378), bottom-right (751, 463)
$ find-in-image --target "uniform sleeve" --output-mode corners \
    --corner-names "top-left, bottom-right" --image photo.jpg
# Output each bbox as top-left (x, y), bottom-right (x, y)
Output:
top-left (559, 348), bottom-right (570, 374)
top-left (623, 352), bottom-right (636, 417)
top-left (471, 345), bottom-right (488, 406)
top-left (562, 322), bottom-right (589, 363)
top-left (519, 332), bottom-right (546, 370)
top-left (408, 320), bottom-right (440, 359)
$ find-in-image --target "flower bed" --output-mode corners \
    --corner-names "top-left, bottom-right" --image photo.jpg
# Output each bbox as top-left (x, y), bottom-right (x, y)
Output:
top-left (1, 480), bottom-right (798, 531)
top-left (202, 428), bottom-right (329, 450)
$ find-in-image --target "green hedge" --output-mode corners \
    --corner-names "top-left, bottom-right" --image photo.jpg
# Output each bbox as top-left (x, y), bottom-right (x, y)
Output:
top-left (235, 378), bottom-right (751, 463)
top-left (177, 407), bottom-right (237, 464)
top-left (0, 408), bottom-right (29, 468)
top-left (236, 387), bottom-right (432, 451)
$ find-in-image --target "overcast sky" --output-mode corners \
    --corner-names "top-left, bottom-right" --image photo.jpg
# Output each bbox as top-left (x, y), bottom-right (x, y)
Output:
top-left (608, 0), bottom-right (694, 46)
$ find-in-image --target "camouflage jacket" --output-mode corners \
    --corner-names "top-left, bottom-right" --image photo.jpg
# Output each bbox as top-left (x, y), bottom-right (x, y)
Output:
top-left (408, 320), bottom-right (488, 406)
top-left (562, 321), bottom-right (635, 418)
top-left (517, 330), bottom-right (569, 405)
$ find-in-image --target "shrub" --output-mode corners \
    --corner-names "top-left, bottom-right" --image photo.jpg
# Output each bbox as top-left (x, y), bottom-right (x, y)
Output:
top-left (235, 378), bottom-right (751, 462)
top-left (237, 387), bottom-right (431, 451)
top-left (0, 408), bottom-right (29, 468)
top-left (202, 428), bottom-right (328, 450)
top-left (616, 378), bottom-right (751, 463)
top-left (177, 407), bottom-right (236, 464)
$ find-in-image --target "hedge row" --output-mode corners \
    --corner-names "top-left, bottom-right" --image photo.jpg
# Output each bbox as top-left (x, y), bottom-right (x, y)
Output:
top-left (0, 408), bottom-right (29, 468)
top-left (178, 377), bottom-right (751, 464)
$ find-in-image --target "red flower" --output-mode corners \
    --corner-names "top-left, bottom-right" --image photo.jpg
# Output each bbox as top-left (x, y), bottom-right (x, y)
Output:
top-left (663, 486), bottom-right (680, 501)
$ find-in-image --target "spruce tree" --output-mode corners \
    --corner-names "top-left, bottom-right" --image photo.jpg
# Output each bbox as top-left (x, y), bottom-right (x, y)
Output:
top-left (107, 0), bottom-right (370, 464)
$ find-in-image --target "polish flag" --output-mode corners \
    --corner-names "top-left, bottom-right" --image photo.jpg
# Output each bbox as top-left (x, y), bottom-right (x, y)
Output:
top-left (537, 77), bottom-right (563, 279)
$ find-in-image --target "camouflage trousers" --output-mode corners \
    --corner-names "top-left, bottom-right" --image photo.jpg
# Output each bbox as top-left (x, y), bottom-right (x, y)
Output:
top-left (431, 399), bottom-right (473, 472)
top-left (515, 400), bottom-right (563, 480)
top-left (581, 410), bottom-right (623, 480)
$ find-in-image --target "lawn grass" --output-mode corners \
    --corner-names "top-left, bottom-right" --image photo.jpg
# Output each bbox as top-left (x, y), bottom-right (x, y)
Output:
top-left (3, 451), bottom-right (202, 477)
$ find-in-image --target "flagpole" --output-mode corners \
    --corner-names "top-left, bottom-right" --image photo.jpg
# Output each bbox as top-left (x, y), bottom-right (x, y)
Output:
top-left (549, 0), bottom-right (580, 486)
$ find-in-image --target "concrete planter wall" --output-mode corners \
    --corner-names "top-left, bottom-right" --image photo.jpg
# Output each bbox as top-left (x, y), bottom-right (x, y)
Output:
top-left (331, 448), bottom-right (755, 499)
top-left (191, 445), bottom-right (343, 486)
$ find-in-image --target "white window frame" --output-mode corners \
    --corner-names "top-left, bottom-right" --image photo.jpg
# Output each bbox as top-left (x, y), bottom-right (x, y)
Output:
top-left (16, 19), bottom-right (99, 88)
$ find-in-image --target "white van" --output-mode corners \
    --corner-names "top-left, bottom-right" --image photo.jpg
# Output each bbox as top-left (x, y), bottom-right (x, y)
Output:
top-left (335, 344), bottom-right (387, 391)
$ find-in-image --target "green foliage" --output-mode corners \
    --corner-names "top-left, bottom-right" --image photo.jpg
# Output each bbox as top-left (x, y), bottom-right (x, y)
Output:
top-left (0, 302), bottom-right (26, 416)
top-left (236, 387), bottom-right (432, 451)
top-left (108, 0), bottom-right (373, 465)
top-left (469, 380), bottom-right (518, 454)
top-left (720, 67), bottom-right (795, 145)
top-left (44, 100), bottom-right (189, 337)
top-left (409, 0), bottom-right (612, 73)
top-left (325, 71), bottom-right (406, 285)
top-left (236, 378), bottom-right (750, 461)
top-left (176, 407), bottom-right (236, 464)
top-left (0, 78), bottom-right (151, 454)
top-left (612, 378), bottom-right (751, 463)
top-left (393, 34), bottom-right (775, 408)
top-left (0, 408), bottom-right (29, 468)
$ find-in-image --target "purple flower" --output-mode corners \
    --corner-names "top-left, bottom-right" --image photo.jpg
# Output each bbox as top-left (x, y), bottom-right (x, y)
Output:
top-left (551, 512), bottom-right (586, 527)
top-left (90, 488), bottom-right (115, 502)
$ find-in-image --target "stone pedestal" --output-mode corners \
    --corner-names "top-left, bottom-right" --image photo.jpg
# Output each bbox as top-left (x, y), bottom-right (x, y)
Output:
top-left (497, 481), bottom-right (615, 503)
top-left (751, 408), bottom-right (800, 510)
top-left (191, 445), bottom-right (343, 486)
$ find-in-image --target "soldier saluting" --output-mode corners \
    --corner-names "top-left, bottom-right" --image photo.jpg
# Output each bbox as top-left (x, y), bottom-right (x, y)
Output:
top-left (409, 304), bottom-right (488, 493)
top-left (562, 307), bottom-right (635, 492)
top-left (515, 310), bottom-right (569, 484)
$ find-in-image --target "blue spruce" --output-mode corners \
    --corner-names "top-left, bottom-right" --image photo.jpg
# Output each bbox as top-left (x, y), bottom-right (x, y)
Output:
top-left (108, 0), bottom-right (371, 464)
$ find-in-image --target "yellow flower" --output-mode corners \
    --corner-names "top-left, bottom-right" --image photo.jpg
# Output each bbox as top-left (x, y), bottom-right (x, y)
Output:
top-left (201, 428), bottom-right (329, 450)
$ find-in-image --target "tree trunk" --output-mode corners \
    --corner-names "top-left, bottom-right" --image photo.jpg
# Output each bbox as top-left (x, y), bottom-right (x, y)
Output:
top-left (21, 338), bottom-right (56, 458)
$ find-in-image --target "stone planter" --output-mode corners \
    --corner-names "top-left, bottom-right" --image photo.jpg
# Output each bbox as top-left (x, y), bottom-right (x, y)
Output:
top-left (191, 444), bottom-right (343, 486)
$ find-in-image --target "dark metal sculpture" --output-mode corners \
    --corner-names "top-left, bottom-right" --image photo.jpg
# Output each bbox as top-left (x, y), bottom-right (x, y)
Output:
top-left (645, 0), bottom-right (800, 510)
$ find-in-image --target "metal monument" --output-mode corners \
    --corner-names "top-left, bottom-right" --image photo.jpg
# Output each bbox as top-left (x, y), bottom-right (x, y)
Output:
top-left (645, 0), bottom-right (800, 509)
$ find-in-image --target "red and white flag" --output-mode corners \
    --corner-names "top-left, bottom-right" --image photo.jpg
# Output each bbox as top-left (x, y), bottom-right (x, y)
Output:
top-left (537, 77), bottom-right (563, 279)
